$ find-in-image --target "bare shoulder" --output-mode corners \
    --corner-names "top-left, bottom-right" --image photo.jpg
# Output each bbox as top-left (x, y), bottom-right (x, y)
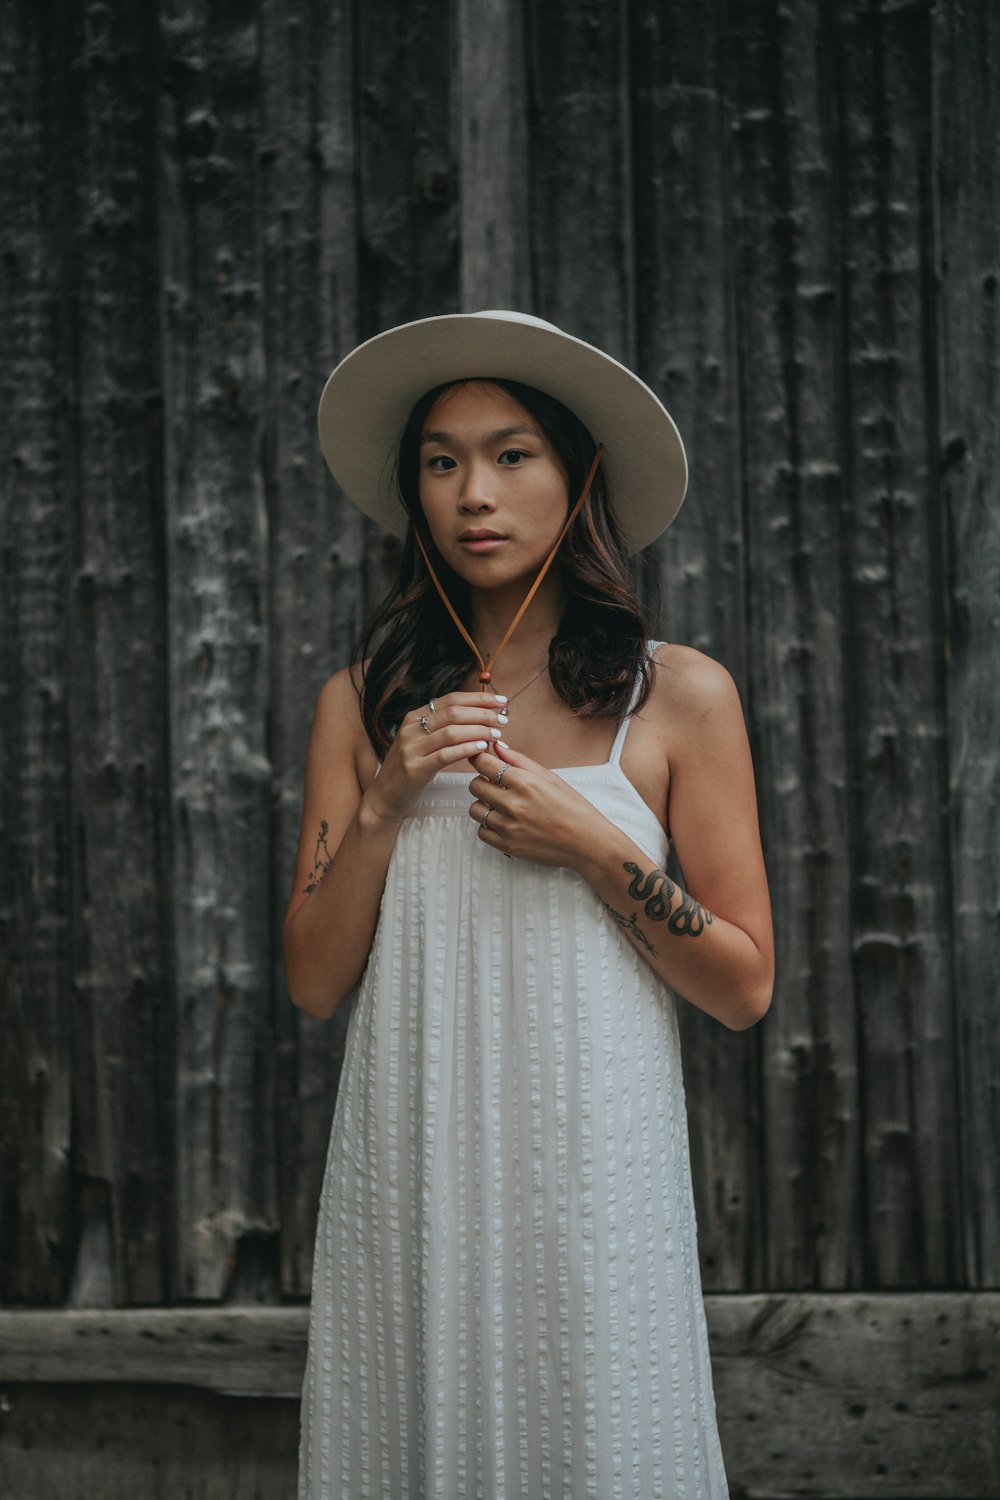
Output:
top-left (310, 659), bottom-right (372, 782)
top-left (647, 641), bottom-right (743, 729)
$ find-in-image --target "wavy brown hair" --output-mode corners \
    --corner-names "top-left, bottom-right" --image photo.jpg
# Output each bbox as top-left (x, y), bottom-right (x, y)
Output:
top-left (354, 376), bottom-right (653, 758)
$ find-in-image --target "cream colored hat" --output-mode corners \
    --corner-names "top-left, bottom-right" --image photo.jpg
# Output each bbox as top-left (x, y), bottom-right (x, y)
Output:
top-left (317, 309), bottom-right (688, 554)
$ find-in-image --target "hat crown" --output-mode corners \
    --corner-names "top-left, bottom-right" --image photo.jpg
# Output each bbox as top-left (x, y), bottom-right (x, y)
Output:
top-left (317, 309), bottom-right (688, 552)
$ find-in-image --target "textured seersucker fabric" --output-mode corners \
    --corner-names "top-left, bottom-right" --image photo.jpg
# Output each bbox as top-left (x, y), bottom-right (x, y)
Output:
top-left (298, 641), bottom-right (730, 1499)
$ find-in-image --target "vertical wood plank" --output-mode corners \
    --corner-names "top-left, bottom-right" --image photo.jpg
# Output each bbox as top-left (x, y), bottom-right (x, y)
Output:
top-left (64, 0), bottom-right (172, 1308)
top-left (456, 0), bottom-right (530, 309)
top-left (0, 0), bottom-right (75, 1304)
top-left (355, 0), bottom-right (460, 645)
top-left (526, 0), bottom-right (635, 360)
top-left (934, 0), bottom-right (1000, 1288)
top-left (258, 0), bottom-right (367, 1297)
top-left (158, 0), bottom-right (277, 1300)
top-left (839, 0), bottom-right (960, 1284)
top-left (357, 0), bottom-right (459, 336)
top-left (629, 0), bottom-right (758, 1292)
top-left (727, 0), bottom-right (862, 1288)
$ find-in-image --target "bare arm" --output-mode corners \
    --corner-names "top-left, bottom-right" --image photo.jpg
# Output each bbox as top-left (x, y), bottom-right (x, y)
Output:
top-left (467, 653), bottom-right (774, 1031)
top-left (283, 670), bottom-right (509, 1020)
top-left (282, 669), bottom-right (398, 1019)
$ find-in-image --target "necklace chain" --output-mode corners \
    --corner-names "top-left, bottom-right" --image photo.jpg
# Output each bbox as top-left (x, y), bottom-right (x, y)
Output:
top-left (496, 660), bottom-right (548, 707)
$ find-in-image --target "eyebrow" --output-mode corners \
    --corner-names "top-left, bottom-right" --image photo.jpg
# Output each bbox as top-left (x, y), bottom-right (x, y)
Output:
top-left (419, 424), bottom-right (542, 447)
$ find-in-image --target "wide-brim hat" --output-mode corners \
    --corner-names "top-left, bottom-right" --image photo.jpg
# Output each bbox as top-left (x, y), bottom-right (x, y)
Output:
top-left (317, 310), bottom-right (688, 555)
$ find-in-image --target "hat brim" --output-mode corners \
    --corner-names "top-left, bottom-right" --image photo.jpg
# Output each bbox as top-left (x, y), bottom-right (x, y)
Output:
top-left (317, 312), bottom-right (687, 554)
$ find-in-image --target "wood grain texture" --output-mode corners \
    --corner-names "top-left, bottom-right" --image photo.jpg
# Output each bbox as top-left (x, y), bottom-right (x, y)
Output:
top-left (355, 0), bottom-right (459, 634)
top-left (934, 0), bottom-right (1000, 1290)
top-left (457, 0), bottom-right (531, 309)
top-left (729, 0), bottom-right (861, 1291)
top-left (1, 0), bottom-right (996, 1350)
top-left (0, 1383), bottom-right (300, 1500)
top-left (158, 0), bottom-right (277, 1300)
top-left (630, 0), bottom-right (759, 1295)
top-left (838, 0), bottom-right (960, 1287)
top-left (64, 0), bottom-right (172, 1310)
top-left (526, 0), bottom-right (635, 358)
top-left (1, 1296), bottom-right (997, 1496)
top-left (0, 0), bottom-right (75, 1305)
top-left (256, 0), bottom-right (366, 1299)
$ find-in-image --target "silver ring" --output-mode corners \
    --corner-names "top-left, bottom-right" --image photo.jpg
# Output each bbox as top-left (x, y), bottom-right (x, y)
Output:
top-left (419, 715), bottom-right (431, 734)
top-left (494, 764), bottom-right (508, 786)
top-left (481, 807), bottom-right (493, 831)
top-left (428, 698), bottom-right (436, 714)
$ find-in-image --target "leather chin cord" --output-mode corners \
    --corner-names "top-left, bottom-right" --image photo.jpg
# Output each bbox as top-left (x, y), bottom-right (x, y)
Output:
top-left (413, 444), bottom-right (605, 688)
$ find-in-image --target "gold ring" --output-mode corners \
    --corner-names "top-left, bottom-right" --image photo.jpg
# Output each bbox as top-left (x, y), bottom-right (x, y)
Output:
top-left (419, 715), bottom-right (431, 734)
top-left (494, 764), bottom-right (508, 786)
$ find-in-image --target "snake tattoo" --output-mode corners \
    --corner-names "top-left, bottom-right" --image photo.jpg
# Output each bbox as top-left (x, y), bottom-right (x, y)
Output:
top-left (622, 860), bottom-right (714, 938)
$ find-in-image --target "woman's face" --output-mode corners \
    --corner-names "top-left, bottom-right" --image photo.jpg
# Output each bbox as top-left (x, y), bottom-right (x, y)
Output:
top-left (418, 380), bottom-right (570, 588)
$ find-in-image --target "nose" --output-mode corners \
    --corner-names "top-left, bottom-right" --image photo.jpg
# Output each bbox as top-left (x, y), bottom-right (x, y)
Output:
top-left (458, 457), bottom-right (497, 515)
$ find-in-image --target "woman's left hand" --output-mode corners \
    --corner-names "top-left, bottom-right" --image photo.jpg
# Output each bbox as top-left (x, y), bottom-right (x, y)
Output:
top-left (467, 742), bottom-right (609, 870)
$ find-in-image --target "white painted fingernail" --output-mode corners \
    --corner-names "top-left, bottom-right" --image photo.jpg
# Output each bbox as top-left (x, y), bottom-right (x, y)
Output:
top-left (490, 728), bottom-right (502, 738)
top-left (493, 694), bottom-right (508, 703)
top-left (475, 740), bottom-right (488, 749)
top-left (497, 714), bottom-right (509, 724)
top-left (497, 740), bottom-right (509, 749)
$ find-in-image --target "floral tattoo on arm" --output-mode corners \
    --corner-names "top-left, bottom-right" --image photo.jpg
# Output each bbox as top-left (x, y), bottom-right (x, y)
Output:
top-left (601, 903), bottom-right (656, 953)
top-left (304, 819), bottom-right (332, 894)
top-left (603, 859), bottom-right (714, 955)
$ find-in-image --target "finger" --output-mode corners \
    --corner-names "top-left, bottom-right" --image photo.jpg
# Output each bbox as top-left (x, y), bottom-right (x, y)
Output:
top-left (436, 738), bottom-right (492, 767)
top-left (469, 749), bottom-right (505, 781)
top-left (492, 739), bottom-right (544, 774)
top-left (469, 800), bottom-right (507, 841)
top-left (434, 690), bottom-right (510, 711)
top-left (429, 722), bottom-right (505, 752)
top-left (409, 707), bottom-right (507, 733)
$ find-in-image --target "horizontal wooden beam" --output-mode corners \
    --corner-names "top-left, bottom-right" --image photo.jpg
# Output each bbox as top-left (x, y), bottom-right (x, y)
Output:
top-left (0, 1294), bottom-right (997, 1496)
top-left (0, 1296), bottom-right (995, 1494)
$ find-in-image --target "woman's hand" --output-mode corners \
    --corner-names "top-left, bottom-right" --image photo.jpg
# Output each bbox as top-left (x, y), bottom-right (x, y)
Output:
top-left (364, 690), bottom-right (509, 824)
top-left (467, 742), bottom-right (611, 869)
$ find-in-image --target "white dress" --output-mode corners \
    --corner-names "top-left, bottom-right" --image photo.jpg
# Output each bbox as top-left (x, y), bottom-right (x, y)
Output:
top-left (298, 640), bottom-right (730, 1499)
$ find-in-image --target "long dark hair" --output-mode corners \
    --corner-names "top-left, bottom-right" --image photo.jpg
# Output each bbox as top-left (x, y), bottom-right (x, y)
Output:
top-left (354, 376), bottom-right (652, 758)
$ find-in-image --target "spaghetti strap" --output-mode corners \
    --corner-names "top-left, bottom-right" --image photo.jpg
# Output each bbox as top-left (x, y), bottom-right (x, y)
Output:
top-left (608, 638), bottom-right (663, 766)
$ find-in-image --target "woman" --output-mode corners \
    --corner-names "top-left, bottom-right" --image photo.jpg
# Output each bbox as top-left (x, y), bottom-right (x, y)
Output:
top-left (286, 311), bottom-right (774, 1499)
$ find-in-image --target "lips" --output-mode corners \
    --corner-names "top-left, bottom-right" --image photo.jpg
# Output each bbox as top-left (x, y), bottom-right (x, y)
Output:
top-left (457, 529), bottom-right (508, 554)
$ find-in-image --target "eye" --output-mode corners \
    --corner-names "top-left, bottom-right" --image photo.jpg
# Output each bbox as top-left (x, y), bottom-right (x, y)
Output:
top-left (498, 448), bottom-right (529, 465)
top-left (426, 455), bottom-right (456, 471)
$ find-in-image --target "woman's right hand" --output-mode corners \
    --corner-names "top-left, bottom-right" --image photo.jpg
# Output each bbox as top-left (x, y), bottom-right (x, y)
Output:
top-left (363, 690), bottom-right (509, 824)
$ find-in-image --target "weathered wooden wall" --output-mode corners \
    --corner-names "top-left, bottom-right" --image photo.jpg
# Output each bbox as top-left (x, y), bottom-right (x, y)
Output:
top-left (1, 0), bottom-right (998, 1490)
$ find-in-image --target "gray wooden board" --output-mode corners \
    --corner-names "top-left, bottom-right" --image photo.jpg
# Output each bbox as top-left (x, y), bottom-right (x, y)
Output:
top-left (629, 0), bottom-right (761, 1295)
top-left (728, 0), bottom-right (861, 1291)
top-left (934, 0), bottom-right (1000, 1289)
top-left (0, 1383), bottom-right (300, 1500)
top-left (838, 0), bottom-right (960, 1287)
top-left (2, 0), bottom-right (997, 1346)
top-left (158, 0), bottom-right (278, 1300)
top-left (65, 0), bottom-right (172, 1311)
top-left (457, 0), bottom-right (531, 309)
top-left (255, 0), bottom-right (368, 1300)
top-left (0, 0), bottom-right (75, 1305)
top-left (0, 1295), bottom-right (996, 1496)
top-left (526, 0), bottom-right (635, 359)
